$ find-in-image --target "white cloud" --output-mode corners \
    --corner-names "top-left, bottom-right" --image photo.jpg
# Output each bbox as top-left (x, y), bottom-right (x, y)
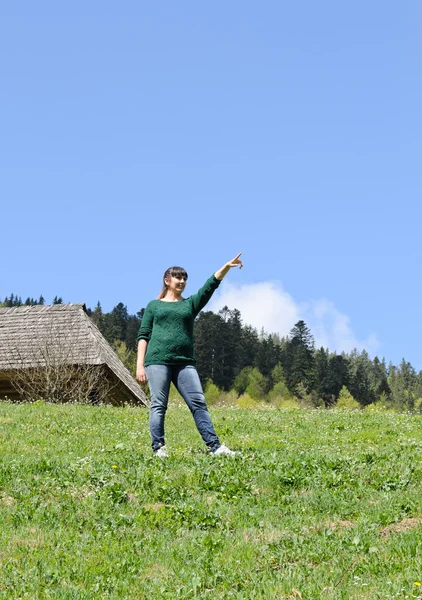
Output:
top-left (302, 299), bottom-right (380, 355)
top-left (208, 281), bottom-right (380, 355)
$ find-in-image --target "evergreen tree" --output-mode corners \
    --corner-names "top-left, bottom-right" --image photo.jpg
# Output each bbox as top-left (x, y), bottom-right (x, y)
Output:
top-left (388, 359), bottom-right (417, 410)
top-left (4, 294), bottom-right (23, 307)
top-left (284, 320), bottom-right (315, 393)
top-left (315, 348), bottom-right (350, 406)
top-left (216, 307), bottom-right (242, 389)
top-left (90, 302), bottom-right (105, 332)
top-left (348, 350), bottom-right (373, 406)
top-left (314, 347), bottom-right (330, 405)
top-left (24, 297), bottom-right (32, 305)
top-left (126, 313), bottom-right (142, 351)
top-left (268, 364), bottom-right (291, 402)
top-left (326, 353), bottom-right (350, 402)
top-left (415, 370), bottom-right (422, 401)
top-left (8, 290), bottom-right (420, 413)
top-left (194, 307), bottom-right (245, 390)
top-left (369, 357), bottom-right (390, 402)
top-left (103, 302), bottom-right (129, 344)
top-left (239, 324), bottom-right (260, 371)
top-left (194, 311), bottom-right (222, 385)
top-left (254, 336), bottom-right (280, 393)
top-left (255, 336), bottom-right (280, 378)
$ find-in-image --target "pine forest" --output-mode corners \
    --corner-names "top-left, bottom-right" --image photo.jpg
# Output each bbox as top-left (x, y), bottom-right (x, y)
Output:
top-left (2, 294), bottom-right (422, 412)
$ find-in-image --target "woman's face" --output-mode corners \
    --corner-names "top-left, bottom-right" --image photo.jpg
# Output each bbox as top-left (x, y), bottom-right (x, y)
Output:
top-left (165, 274), bottom-right (187, 294)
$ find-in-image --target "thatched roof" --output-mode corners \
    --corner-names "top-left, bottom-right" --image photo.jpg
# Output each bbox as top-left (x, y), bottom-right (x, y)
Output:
top-left (0, 303), bottom-right (148, 406)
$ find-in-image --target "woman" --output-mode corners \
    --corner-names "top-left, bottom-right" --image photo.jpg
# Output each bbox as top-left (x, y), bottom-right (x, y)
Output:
top-left (136, 253), bottom-right (243, 456)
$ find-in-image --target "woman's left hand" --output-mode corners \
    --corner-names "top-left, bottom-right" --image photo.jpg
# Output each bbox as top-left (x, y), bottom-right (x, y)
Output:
top-left (215, 253), bottom-right (243, 280)
top-left (227, 252), bottom-right (243, 269)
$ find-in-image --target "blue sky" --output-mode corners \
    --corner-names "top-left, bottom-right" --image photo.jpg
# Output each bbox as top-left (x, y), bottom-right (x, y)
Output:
top-left (1, 2), bottom-right (421, 369)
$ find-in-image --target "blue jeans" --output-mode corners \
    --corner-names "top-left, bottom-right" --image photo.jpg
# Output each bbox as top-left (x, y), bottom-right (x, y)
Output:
top-left (145, 364), bottom-right (220, 453)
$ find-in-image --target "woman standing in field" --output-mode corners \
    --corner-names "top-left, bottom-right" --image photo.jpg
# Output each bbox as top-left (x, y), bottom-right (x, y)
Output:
top-left (136, 254), bottom-right (243, 457)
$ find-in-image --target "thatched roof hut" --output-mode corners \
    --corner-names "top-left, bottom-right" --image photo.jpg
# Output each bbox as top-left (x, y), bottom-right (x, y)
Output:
top-left (0, 303), bottom-right (148, 406)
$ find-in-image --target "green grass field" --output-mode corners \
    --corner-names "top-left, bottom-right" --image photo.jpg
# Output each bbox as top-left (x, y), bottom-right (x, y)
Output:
top-left (0, 402), bottom-right (421, 600)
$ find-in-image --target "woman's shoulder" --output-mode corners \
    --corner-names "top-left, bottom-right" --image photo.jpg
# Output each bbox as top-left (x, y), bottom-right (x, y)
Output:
top-left (145, 299), bottom-right (160, 310)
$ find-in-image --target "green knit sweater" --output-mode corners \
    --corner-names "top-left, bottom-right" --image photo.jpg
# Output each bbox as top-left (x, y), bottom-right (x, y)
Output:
top-left (137, 274), bottom-right (221, 366)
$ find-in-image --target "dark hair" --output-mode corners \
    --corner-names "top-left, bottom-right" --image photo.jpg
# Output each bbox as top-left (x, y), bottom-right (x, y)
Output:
top-left (158, 266), bottom-right (188, 299)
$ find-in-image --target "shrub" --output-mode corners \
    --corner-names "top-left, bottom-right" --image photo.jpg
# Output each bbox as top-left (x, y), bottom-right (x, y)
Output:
top-left (295, 383), bottom-right (323, 408)
top-left (234, 367), bottom-right (266, 401)
top-left (236, 393), bottom-right (259, 409)
top-left (336, 386), bottom-right (360, 410)
top-left (217, 390), bottom-right (238, 406)
top-left (204, 380), bottom-right (222, 406)
top-left (364, 392), bottom-right (392, 413)
top-left (270, 395), bottom-right (301, 409)
top-left (268, 380), bottom-right (291, 402)
top-left (10, 364), bottom-right (111, 405)
top-left (413, 397), bottom-right (422, 413)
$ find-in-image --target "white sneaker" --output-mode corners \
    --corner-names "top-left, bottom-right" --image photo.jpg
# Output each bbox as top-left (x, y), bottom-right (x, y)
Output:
top-left (213, 444), bottom-right (236, 456)
top-left (154, 446), bottom-right (168, 457)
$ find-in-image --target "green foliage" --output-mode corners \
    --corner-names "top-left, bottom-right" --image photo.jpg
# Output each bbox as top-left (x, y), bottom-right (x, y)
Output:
top-left (284, 320), bottom-right (315, 393)
top-left (268, 365), bottom-right (292, 406)
top-left (364, 391), bottom-right (392, 413)
top-left (314, 349), bottom-right (350, 407)
top-left (235, 393), bottom-right (259, 408)
top-left (269, 395), bottom-right (301, 409)
top-left (4, 291), bottom-right (422, 416)
top-left (254, 336), bottom-right (280, 381)
top-left (204, 380), bottom-right (222, 406)
top-left (233, 366), bottom-right (252, 395)
top-left (194, 310), bottom-right (224, 386)
top-left (245, 368), bottom-right (266, 400)
top-left (113, 340), bottom-right (137, 375)
top-left (194, 307), bottom-right (245, 390)
top-left (215, 389), bottom-right (238, 406)
top-left (103, 302), bottom-right (129, 344)
top-left (234, 367), bottom-right (266, 401)
top-left (126, 313), bottom-right (142, 351)
top-left (294, 382), bottom-right (323, 408)
top-left (90, 301), bottom-right (104, 331)
top-left (336, 386), bottom-right (360, 410)
top-left (388, 359), bottom-right (418, 411)
top-left (268, 380), bottom-right (291, 401)
top-left (365, 400), bottom-right (390, 413)
top-left (271, 363), bottom-right (285, 384)
top-left (1, 293), bottom-right (23, 307)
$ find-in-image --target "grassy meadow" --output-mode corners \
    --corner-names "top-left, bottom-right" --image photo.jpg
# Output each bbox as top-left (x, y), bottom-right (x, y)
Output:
top-left (0, 402), bottom-right (421, 599)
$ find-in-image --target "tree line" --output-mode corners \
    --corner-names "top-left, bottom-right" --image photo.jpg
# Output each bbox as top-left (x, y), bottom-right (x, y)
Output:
top-left (2, 294), bottom-right (422, 411)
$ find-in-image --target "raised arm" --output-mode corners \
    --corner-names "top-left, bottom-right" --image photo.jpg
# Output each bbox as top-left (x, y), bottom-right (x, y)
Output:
top-left (190, 253), bottom-right (244, 316)
top-left (214, 253), bottom-right (243, 280)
